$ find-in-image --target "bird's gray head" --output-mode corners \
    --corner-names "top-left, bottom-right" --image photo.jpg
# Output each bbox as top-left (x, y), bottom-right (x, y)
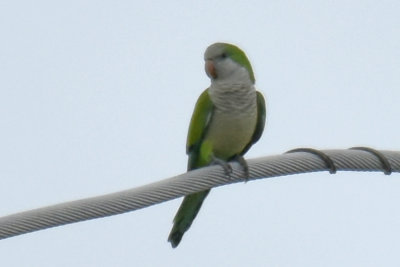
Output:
top-left (204, 43), bottom-right (255, 84)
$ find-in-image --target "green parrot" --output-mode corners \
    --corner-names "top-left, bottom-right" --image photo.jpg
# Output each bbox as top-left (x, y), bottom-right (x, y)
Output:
top-left (168, 43), bottom-right (266, 248)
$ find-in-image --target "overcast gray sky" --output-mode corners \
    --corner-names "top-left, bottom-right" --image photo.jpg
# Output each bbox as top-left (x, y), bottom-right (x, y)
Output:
top-left (1, 1), bottom-right (399, 266)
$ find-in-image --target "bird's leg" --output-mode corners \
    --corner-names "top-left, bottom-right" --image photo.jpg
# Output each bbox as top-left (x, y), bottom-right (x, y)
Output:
top-left (233, 155), bottom-right (249, 180)
top-left (211, 155), bottom-right (232, 176)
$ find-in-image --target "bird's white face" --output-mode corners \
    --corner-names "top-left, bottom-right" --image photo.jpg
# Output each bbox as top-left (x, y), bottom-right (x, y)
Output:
top-left (204, 44), bottom-right (251, 85)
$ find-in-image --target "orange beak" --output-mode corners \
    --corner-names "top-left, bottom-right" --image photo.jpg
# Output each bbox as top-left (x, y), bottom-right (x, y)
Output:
top-left (205, 60), bottom-right (217, 79)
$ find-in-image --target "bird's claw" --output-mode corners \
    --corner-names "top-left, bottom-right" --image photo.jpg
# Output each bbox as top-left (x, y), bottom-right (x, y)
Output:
top-left (211, 156), bottom-right (233, 177)
top-left (211, 155), bottom-right (250, 181)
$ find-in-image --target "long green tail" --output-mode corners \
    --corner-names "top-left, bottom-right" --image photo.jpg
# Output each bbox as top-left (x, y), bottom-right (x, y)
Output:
top-left (168, 189), bottom-right (210, 248)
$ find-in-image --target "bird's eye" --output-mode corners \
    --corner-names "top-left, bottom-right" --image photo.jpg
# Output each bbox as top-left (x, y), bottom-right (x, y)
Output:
top-left (220, 53), bottom-right (227, 59)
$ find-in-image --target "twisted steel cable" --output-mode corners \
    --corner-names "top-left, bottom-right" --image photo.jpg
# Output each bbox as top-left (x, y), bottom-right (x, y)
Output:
top-left (0, 148), bottom-right (399, 240)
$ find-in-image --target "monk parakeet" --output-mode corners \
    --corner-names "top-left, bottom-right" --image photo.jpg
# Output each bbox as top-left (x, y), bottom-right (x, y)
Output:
top-left (168, 42), bottom-right (266, 248)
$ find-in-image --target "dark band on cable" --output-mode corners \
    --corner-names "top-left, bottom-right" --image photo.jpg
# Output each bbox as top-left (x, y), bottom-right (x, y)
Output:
top-left (349, 147), bottom-right (392, 175)
top-left (285, 148), bottom-right (337, 174)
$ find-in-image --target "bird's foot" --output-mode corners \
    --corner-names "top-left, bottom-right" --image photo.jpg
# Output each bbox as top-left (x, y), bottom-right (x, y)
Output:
top-left (233, 155), bottom-right (249, 181)
top-left (211, 156), bottom-right (232, 177)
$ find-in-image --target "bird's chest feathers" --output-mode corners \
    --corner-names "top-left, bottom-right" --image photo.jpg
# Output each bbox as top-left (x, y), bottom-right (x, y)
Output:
top-left (205, 85), bottom-right (257, 158)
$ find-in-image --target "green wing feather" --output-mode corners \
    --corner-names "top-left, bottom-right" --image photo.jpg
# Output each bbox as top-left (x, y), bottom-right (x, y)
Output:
top-left (241, 91), bottom-right (266, 155)
top-left (168, 89), bottom-right (214, 248)
top-left (186, 89), bottom-right (214, 170)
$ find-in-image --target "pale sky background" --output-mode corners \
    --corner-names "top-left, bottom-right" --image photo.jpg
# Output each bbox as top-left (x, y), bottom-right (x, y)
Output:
top-left (0, 1), bottom-right (399, 266)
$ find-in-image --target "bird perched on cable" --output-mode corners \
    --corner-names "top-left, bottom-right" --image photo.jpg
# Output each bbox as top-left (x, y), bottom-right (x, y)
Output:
top-left (168, 42), bottom-right (266, 248)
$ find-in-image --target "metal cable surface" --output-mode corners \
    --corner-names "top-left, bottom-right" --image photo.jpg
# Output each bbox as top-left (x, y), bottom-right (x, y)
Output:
top-left (0, 149), bottom-right (399, 240)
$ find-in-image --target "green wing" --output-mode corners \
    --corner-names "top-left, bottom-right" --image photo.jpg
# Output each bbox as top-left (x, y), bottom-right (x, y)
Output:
top-left (168, 88), bottom-right (214, 248)
top-left (186, 88), bottom-right (214, 170)
top-left (241, 91), bottom-right (266, 155)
